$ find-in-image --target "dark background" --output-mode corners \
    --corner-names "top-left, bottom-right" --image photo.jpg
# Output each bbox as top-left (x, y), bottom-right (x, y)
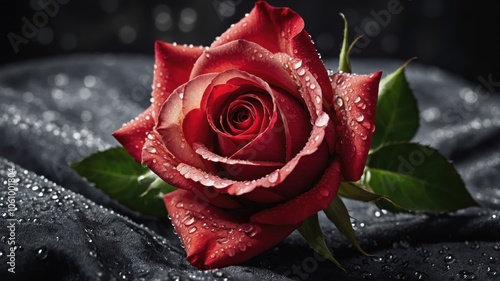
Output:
top-left (1, 0), bottom-right (499, 84)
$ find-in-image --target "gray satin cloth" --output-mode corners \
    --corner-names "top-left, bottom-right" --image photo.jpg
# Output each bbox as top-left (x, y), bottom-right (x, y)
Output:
top-left (0, 55), bottom-right (498, 280)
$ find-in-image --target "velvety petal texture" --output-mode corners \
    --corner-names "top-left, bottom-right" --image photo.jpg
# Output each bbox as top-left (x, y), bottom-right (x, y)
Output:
top-left (164, 190), bottom-right (300, 269)
top-left (113, 0), bottom-right (381, 270)
top-left (331, 72), bottom-right (382, 181)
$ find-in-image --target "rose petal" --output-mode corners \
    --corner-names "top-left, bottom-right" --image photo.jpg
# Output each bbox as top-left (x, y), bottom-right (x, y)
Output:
top-left (143, 130), bottom-right (242, 209)
top-left (192, 40), bottom-right (298, 97)
top-left (177, 126), bottom-right (326, 196)
top-left (250, 158), bottom-right (341, 225)
top-left (273, 87), bottom-right (312, 161)
top-left (157, 74), bottom-right (217, 171)
top-left (331, 71), bottom-right (382, 181)
top-left (176, 54), bottom-right (332, 196)
top-left (112, 106), bottom-right (154, 163)
top-left (152, 41), bottom-right (204, 117)
top-left (209, 1), bottom-right (333, 110)
top-left (164, 189), bottom-right (299, 269)
top-left (193, 143), bottom-right (283, 167)
top-left (200, 69), bottom-right (287, 163)
top-left (211, 2), bottom-right (304, 54)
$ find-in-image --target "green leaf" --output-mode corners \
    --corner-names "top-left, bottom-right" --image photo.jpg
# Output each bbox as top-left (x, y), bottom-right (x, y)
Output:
top-left (324, 196), bottom-right (370, 256)
top-left (365, 143), bottom-right (478, 213)
top-left (71, 147), bottom-right (176, 217)
top-left (371, 60), bottom-right (419, 149)
top-left (298, 213), bottom-right (345, 271)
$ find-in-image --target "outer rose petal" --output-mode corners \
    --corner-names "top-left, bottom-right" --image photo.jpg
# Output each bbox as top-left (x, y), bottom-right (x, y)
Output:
top-left (143, 130), bottom-right (243, 209)
top-left (157, 74), bottom-right (217, 171)
top-left (112, 106), bottom-right (154, 163)
top-left (251, 158), bottom-right (341, 225)
top-left (331, 72), bottom-right (382, 181)
top-left (211, 1), bottom-right (303, 54)
top-left (152, 41), bottom-right (204, 118)
top-left (164, 189), bottom-right (300, 269)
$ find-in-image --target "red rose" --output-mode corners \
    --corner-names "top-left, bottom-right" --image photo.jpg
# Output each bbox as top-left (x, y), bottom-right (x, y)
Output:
top-left (113, 1), bottom-right (381, 269)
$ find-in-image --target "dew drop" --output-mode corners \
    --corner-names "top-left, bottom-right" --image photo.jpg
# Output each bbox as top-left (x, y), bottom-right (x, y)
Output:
top-left (291, 58), bottom-right (302, 69)
top-left (319, 188), bottom-right (329, 197)
top-left (243, 225), bottom-right (255, 236)
top-left (226, 248), bottom-right (236, 257)
top-left (182, 215), bottom-right (195, 226)
top-left (336, 97), bottom-right (343, 107)
top-left (175, 202), bottom-right (184, 208)
top-left (216, 236), bottom-right (229, 244)
top-left (314, 112), bottom-right (329, 127)
top-left (355, 113), bottom-right (365, 122)
top-left (268, 171), bottom-right (279, 183)
top-left (457, 270), bottom-right (476, 280)
top-left (315, 95), bottom-right (322, 104)
top-left (188, 226), bottom-right (197, 234)
top-left (309, 83), bottom-right (317, 90)
top-left (297, 68), bottom-right (306, 76)
top-left (179, 92), bottom-right (184, 99)
top-left (238, 242), bottom-right (247, 252)
top-left (35, 246), bottom-right (48, 260)
top-left (444, 254), bottom-right (456, 264)
top-left (354, 95), bottom-right (361, 103)
top-left (146, 147), bottom-right (157, 154)
top-left (488, 268), bottom-right (499, 277)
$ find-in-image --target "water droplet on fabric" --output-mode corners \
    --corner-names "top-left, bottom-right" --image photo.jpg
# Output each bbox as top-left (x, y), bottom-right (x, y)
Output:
top-left (444, 255), bottom-right (456, 264)
top-left (35, 246), bottom-right (48, 260)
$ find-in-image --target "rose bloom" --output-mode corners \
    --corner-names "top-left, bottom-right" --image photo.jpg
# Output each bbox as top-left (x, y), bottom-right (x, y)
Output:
top-left (114, 1), bottom-right (381, 269)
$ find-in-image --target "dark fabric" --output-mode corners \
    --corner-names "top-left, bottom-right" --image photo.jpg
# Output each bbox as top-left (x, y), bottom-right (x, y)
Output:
top-left (0, 55), bottom-right (498, 281)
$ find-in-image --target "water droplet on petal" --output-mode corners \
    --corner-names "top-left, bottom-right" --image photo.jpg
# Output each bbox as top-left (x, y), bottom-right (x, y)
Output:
top-left (314, 96), bottom-right (321, 104)
top-left (216, 237), bottom-right (229, 244)
top-left (188, 226), bottom-right (197, 234)
top-left (319, 188), bottom-right (330, 196)
top-left (226, 248), bottom-right (236, 257)
top-left (354, 95), bottom-right (361, 103)
top-left (355, 112), bottom-right (365, 122)
top-left (146, 147), bottom-right (157, 154)
top-left (336, 97), bottom-right (343, 107)
top-left (314, 112), bottom-right (329, 127)
top-left (291, 58), bottom-right (302, 69)
top-left (268, 171), bottom-right (279, 183)
top-left (238, 242), bottom-right (247, 252)
top-left (182, 215), bottom-right (195, 226)
top-left (297, 68), bottom-right (306, 76)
